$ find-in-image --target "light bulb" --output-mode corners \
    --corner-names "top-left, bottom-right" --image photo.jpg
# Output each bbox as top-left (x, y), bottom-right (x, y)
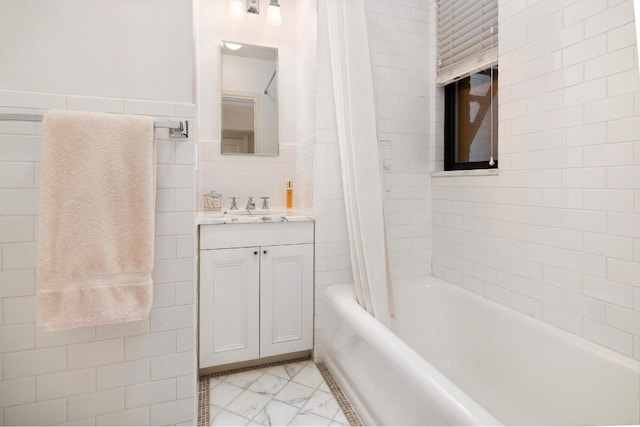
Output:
top-left (228, 0), bottom-right (244, 20)
top-left (266, 1), bottom-right (282, 26)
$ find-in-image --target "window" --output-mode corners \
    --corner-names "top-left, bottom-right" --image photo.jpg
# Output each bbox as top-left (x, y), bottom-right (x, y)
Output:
top-left (444, 66), bottom-right (498, 170)
top-left (437, 0), bottom-right (498, 170)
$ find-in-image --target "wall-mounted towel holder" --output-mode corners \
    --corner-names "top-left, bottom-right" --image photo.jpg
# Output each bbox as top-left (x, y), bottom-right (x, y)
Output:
top-left (0, 113), bottom-right (189, 139)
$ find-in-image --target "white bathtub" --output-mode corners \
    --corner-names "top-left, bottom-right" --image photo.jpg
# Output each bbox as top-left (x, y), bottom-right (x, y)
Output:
top-left (322, 276), bottom-right (640, 425)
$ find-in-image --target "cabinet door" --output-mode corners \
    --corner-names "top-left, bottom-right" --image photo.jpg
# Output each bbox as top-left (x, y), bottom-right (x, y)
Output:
top-left (260, 243), bottom-right (314, 357)
top-left (199, 247), bottom-right (260, 368)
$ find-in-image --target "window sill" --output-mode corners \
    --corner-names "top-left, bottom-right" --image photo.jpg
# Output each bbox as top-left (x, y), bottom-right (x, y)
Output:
top-left (431, 169), bottom-right (499, 177)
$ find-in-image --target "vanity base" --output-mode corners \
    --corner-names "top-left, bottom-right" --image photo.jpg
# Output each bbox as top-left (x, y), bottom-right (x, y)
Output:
top-left (198, 350), bottom-right (312, 376)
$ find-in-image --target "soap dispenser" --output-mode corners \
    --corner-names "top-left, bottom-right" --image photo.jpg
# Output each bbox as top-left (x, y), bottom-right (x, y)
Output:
top-left (286, 181), bottom-right (293, 208)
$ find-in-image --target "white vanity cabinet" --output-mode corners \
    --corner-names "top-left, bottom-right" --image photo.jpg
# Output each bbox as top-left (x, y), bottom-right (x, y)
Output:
top-left (199, 221), bottom-right (314, 368)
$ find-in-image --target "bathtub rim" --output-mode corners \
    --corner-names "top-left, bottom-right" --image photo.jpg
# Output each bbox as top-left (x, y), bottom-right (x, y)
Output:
top-left (322, 282), bottom-right (502, 426)
top-left (323, 276), bottom-right (640, 425)
top-left (402, 275), bottom-right (640, 372)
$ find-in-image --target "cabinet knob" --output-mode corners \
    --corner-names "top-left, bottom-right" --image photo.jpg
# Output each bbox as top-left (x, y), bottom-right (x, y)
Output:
top-left (253, 251), bottom-right (258, 255)
top-left (263, 250), bottom-right (268, 254)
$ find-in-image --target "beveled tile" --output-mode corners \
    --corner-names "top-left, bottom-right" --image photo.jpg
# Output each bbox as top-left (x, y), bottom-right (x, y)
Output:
top-left (252, 400), bottom-right (299, 426)
top-left (273, 382), bottom-right (316, 408)
top-left (248, 373), bottom-right (289, 397)
top-left (302, 390), bottom-right (340, 420)
top-left (225, 390), bottom-right (271, 420)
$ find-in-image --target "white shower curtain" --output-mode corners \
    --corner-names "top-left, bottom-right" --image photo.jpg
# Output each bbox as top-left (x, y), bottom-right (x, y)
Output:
top-left (326, 0), bottom-right (394, 327)
top-left (635, 1), bottom-right (640, 65)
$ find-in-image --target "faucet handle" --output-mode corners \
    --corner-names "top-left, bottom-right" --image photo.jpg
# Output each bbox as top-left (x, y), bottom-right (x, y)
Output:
top-left (261, 196), bottom-right (270, 210)
top-left (229, 196), bottom-right (238, 210)
top-left (246, 196), bottom-right (256, 211)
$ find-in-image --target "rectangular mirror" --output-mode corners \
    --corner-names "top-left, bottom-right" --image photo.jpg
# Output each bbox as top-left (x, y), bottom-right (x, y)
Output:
top-left (221, 41), bottom-right (278, 156)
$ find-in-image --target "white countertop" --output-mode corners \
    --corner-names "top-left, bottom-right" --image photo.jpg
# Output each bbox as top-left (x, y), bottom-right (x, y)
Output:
top-left (197, 208), bottom-right (315, 225)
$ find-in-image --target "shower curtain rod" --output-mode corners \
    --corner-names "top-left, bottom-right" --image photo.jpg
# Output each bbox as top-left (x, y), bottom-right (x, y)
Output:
top-left (0, 113), bottom-right (189, 138)
top-left (264, 70), bottom-right (276, 94)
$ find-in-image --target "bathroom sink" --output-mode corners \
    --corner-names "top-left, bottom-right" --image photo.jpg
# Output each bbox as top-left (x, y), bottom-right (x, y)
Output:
top-left (198, 210), bottom-right (313, 225)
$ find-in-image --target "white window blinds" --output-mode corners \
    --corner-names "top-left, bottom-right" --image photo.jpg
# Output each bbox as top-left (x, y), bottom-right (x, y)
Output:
top-left (437, 0), bottom-right (498, 86)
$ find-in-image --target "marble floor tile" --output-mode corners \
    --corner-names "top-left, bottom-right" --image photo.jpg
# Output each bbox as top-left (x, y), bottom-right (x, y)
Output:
top-left (291, 366), bottom-right (324, 389)
top-left (318, 381), bottom-right (331, 393)
top-left (265, 363), bottom-right (305, 381)
top-left (248, 373), bottom-right (289, 397)
top-left (333, 409), bottom-right (348, 425)
top-left (220, 369), bottom-right (265, 389)
top-left (288, 410), bottom-right (332, 426)
top-left (209, 404), bottom-right (224, 418)
top-left (273, 381), bottom-right (316, 408)
top-left (252, 400), bottom-right (299, 426)
top-left (210, 382), bottom-right (245, 408)
top-left (210, 409), bottom-right (249, 426)
top-left (202, 360), bottom-right (360, 426)
top-left (226, 390), bottom-right (271, 421)
top-left (302, 389), bottom-right (340, 419)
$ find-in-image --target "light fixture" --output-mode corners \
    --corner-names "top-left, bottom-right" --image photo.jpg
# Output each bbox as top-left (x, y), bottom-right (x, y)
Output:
top-left (224, 42), bottom-right (243, 51)
top-left (228, 0), bottom-right (244, 20)
top-left (266, 0), bottom-right (281, 26)
top-left (228, 0), bottom-right (282, 26)
top-left (247, 0), bottom-right (259, 14)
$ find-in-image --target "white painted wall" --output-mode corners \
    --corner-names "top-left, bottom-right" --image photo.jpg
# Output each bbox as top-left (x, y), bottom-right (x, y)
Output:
top-left (196, 0), bottom-right (316, 210)
top-left (0, 0), bottom-right (193, 103)
top-left (432, 0), bottom-right (640, 360)
top-left (0, 1), bottom-right (198, 425)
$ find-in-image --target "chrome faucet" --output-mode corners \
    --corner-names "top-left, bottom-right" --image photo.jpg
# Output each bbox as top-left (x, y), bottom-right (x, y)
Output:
top-left (261, 196), bottom-right (270, 210)
top-left (245, 196), bottom-right (256, 212)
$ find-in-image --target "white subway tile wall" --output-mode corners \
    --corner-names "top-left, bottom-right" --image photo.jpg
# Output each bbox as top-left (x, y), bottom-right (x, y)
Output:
top-left (0, 90), bottom-right (197, 424)
top-left (314, 0), bottom-right (433, 358)
top-left (432, 0), bottom-right (640, 359)
top-left (197, 141), bottom-right (298, 210)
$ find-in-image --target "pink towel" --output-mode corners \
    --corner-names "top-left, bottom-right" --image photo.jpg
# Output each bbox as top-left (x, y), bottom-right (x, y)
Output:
top-left (37, 110), bottom-right (156, 330)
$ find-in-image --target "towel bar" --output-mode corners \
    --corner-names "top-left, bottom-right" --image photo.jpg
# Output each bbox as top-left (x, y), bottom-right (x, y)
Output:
top-left (0, 113), bottom-right (189, 138)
